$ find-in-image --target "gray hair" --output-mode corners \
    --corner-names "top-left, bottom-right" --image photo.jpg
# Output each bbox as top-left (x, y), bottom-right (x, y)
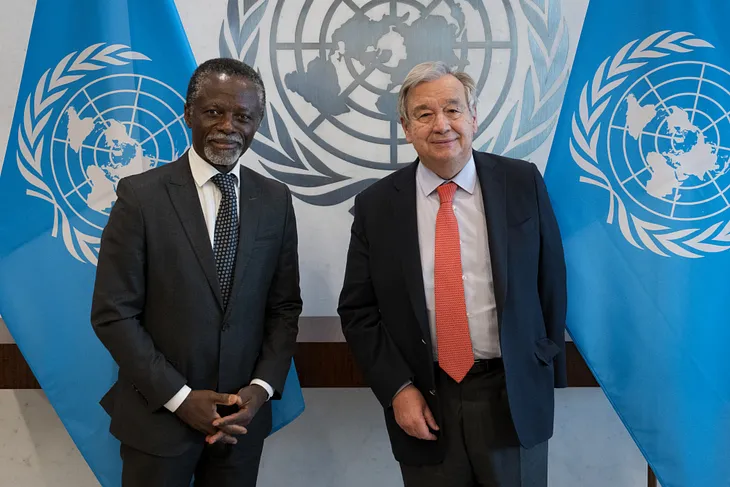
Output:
top-left (397, 61), bottom-right (477, 125)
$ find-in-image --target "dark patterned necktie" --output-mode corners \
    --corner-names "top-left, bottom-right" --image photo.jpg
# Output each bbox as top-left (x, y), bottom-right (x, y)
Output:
top-left (211, 172), bottom-right (239, 309)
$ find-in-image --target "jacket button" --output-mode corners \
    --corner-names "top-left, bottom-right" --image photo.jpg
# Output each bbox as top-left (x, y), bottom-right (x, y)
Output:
top-left (429, 389), bottom-right (436, 396)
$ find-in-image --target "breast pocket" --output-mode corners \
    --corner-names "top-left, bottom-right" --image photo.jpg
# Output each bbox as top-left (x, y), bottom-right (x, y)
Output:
top-left (253, 223), bottom-right (281, 246)
top-left (507, 215), bottom-right (535, 232)
top-left (249, 232), bottom-right (280, 282)
top-left (252, 236), bottom-right (278, 248)
top-left (507, 215), bottom-right (539, 267)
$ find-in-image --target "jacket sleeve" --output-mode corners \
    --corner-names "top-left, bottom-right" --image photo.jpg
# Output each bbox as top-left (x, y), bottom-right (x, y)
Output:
top-left (338, 194), bottom-right (413, 408)
top-left (533, 164), bottom-right (568, 388)
top-left (91, 178), bottom-right (187, 411)
top-left (251, 187), bottom-right (303, 398)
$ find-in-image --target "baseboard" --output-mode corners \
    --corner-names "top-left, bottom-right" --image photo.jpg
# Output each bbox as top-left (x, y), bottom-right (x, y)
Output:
top-left (0, 342), bottom-right (597, 389)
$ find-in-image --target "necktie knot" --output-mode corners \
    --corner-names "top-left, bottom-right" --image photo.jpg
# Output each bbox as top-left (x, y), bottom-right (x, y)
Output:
top-left (211, 172), bottom-right (237, 198)
top-left (436, 181), bottom-right (457, 205)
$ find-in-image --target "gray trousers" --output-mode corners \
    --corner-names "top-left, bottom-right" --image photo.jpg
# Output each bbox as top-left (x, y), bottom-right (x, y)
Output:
top-left (400, 362), bottom-right (548, 487)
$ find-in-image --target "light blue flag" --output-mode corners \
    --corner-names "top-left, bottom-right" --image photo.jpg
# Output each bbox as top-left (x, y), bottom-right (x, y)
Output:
top-left (545, 2), bottom-right (730, 486)
top-left (0, 1), bottom-right (304, 485)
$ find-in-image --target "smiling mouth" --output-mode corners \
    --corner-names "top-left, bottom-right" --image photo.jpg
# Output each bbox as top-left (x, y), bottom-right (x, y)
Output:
top-left (208, 140), bottom-right (241, 150)
top-left (432, 140), bottom-right (457, 145)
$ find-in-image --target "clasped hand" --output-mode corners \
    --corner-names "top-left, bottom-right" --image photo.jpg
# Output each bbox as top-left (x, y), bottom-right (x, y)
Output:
top-left (174, 385), bottom-right (268, 445)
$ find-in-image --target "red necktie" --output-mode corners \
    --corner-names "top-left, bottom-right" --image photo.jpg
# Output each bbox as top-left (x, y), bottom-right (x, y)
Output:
top-left (435, 182), bottom-right (474, 382)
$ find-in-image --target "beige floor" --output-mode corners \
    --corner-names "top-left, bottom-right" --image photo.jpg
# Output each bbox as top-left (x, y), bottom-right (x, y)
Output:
top-left (0, 388), bottom-right (651, 487)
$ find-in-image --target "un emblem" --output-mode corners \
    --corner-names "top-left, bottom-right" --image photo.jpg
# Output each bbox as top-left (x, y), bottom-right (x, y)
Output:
top-left (221, 0), bottom-right (570, 205)
top-left (571, 31), bottom-right (730, 258)
top-left (15, 44), bottom-right (189, 264)
top-left (271, 0), bottom-right (513, 170)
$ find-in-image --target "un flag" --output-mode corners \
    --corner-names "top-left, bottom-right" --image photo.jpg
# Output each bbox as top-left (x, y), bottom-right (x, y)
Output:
top-left (546, 1), bottom-right (730, 486)
top-left (0, 1), bottom-right (303, 485)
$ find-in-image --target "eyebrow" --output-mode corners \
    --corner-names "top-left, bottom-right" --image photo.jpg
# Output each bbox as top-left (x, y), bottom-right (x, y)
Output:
top-left (203, 103), bottom-right (254, 113)
top-left (412, 99), bottom-right (464, 112)
top-left (412, 104), bottom-right (432, 113)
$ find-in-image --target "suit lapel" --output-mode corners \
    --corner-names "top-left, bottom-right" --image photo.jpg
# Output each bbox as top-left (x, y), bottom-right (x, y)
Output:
top-left (226, 166), bottom-right (261, 317)
top-left (166, 153), bottom-right (223, 310)
top-left (392, 162), bottom-right (431, 343)
top-left (474, 151), bottom-right (508, 322)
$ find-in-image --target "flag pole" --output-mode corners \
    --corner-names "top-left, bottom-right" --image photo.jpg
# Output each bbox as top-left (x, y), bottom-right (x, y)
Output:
top-left (648, 465), bottom-right (658, 487)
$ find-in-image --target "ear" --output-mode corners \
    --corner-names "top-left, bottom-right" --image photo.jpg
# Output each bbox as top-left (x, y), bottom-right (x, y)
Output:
top-left (470, 106), bottom-right (477, 132)
top-left (400, 117), bottom-right (413, 144)
top-left (183, 104), bottom-right (192, 128)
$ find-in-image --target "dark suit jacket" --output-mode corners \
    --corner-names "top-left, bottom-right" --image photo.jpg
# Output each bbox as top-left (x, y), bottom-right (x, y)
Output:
top-left (337, 151), bottom-right (567, 465)
top-left (91, 152), bottom-right (302, 457)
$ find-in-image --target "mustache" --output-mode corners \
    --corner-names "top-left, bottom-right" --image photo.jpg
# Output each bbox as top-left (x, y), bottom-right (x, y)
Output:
top-left (206, 132), bottom-right (243, 145)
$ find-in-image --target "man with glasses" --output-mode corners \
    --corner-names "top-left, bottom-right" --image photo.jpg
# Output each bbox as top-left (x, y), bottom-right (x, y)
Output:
top-left (338, 61), bottom-right (567, 487)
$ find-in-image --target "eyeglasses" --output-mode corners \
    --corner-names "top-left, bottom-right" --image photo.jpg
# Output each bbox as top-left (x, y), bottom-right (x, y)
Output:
top-left (410, 106), bottom-right (469, 126)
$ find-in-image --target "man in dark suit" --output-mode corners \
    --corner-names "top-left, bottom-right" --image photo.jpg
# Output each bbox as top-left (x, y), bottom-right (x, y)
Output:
top-left (91, 58), bottom-right (302, 487)
top-left (338, 61), bottom-right (567, 487)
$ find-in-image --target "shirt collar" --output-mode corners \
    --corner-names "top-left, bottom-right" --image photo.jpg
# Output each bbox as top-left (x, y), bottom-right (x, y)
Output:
top-left (188, 146), bottom-right (241, 189)
top-left (416, 154), bottom-right (476, 197)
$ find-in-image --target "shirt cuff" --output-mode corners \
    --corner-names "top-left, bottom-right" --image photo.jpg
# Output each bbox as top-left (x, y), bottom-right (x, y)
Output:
top-left (392, 380), bottom-right (413, 405)
top-left (250, 379), bottom-right (274, 400)
top-left (164, 385), bottom-right (191, 412)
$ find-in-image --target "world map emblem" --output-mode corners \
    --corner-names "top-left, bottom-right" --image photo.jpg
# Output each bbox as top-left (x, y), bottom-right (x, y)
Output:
top-left (570, 31), bottom-right (730, 258)
top-left (612, 64), bottom-right (730, 221)
top-left (221, 0), bottom-right (570, 206)
top-left (14, 44), bottom-right (190, 264)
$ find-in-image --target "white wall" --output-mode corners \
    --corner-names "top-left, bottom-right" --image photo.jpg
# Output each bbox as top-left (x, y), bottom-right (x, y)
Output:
top-left (0, 0), bottom-right (592, 321)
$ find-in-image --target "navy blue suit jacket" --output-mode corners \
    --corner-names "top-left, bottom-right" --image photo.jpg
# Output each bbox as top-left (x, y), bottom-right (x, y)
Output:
top-left (338, 151), bottom-right (567, 465)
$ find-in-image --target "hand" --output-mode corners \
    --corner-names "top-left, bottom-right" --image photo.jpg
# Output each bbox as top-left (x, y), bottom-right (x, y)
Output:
top-left (175, 390), bottom-right (242, 443)
top-left (206, 384), bottom-right (269, 444)
top-left (392, 384), bottom-right (439, 441)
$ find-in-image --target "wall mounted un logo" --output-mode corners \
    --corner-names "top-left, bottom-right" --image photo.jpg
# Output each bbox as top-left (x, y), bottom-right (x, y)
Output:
top-left (15, 44), bottom-right (189, 264)
top-left (221, 0), bottom-right (569, 205)
top-left (271, 0), bottom-right (514, 170)
top-left (570, 31), bottom-right (730, 258)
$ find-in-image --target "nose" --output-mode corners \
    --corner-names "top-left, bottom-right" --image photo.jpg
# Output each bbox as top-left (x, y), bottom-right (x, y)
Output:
top-left (432, 112), bottom-right (450, 133)
top-left (216, 113), bottom-right (235, 133)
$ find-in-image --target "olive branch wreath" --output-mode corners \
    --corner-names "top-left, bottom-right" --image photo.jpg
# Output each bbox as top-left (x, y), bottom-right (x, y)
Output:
top-left (569, 30), bottom-right (730, 258)
top-left (15, 43), bottom-right (150, 265)
top-left (482, 0), bottom-right (570, 161)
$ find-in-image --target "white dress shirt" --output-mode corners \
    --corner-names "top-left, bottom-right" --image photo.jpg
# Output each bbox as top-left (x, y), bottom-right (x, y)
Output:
top-left (416, 156), bottom-right (501, 360)
top-left (163, 148), bottom-right (273, 412)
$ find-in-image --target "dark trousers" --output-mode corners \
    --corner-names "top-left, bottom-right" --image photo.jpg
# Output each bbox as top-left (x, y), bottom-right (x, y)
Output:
top-left (120, 404), bottom-right (269, 487)
top-left (400, 361), bottom-right (548, 487)
top-left (121, 439), bottom-right (264, 487)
